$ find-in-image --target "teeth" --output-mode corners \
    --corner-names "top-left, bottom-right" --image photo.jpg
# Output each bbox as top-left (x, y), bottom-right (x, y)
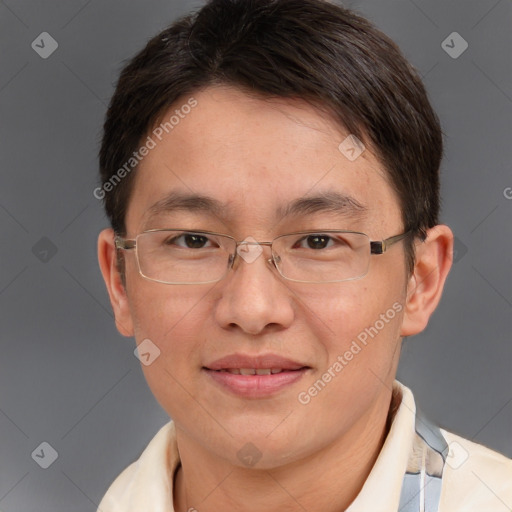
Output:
top-left (217, 368), bottom-right (286, 375)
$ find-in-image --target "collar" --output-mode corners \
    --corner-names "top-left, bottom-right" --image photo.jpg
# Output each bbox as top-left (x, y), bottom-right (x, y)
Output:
top-left (346, 381), bottom-right (447, 512)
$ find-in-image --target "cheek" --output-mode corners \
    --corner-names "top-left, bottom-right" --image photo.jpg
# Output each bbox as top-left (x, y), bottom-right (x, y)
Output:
top-left (298, 273), bottom-right (403, 346)
top-left (294, 292), bottom-right (404, 437)
top-left (127, 270), bottom-right (214, 341)
top-left (127, 281), bottom-right (211, 405)
top-left (296, 274), bottom-right (406, 395)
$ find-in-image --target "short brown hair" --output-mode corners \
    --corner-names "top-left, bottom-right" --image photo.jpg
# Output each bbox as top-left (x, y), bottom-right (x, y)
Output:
top-left (99, 0), bottom-right (443, 275)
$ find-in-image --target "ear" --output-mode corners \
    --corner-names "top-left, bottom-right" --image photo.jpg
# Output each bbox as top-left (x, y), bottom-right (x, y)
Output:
top-left (97, 228), bottom-right (134, 337)
top-left (401, 224), bottom-right (454, 337)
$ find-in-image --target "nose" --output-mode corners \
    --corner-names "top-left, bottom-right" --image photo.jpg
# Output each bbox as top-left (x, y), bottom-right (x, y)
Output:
top-left (226, 240), bottom-right (283, 280)
top-left (226, 252), bottom-right (279, 272)
top-left (214, 243), bottom-right (294, 335)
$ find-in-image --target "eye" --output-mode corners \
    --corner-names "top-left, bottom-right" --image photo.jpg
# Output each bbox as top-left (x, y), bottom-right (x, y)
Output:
top-left (165, 232), bottom-right (215, 249)
top-left (295, 234), bottom-right (335, 250)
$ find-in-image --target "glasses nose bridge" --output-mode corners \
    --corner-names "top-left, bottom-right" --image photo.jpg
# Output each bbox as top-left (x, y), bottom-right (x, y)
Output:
top-left (230, 239), bottom-right (279, 271)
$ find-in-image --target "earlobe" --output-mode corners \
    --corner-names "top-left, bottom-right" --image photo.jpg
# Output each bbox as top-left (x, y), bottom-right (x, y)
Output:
top-left (97, 228), bottom-right (134, 337)
top-left (400, 225), bottom-right (454, 337)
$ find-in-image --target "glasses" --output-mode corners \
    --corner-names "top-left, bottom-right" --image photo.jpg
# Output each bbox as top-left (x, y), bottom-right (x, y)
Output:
top-left (115, 229), bottom-right (410, 285)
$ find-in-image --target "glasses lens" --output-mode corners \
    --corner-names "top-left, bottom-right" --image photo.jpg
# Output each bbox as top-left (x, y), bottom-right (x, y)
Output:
top-left (134, 230), bottom-right (370, 284)
top-left (136, 231), bottom-right (234, 284)
top-left (273, 231), bottom-right (370, 283)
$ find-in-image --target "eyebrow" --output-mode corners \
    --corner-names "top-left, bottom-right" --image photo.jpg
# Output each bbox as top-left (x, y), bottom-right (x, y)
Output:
top-left (143, 190), bottom-right (367, 225)
top-left (277, 190), bottom-right (367, 220)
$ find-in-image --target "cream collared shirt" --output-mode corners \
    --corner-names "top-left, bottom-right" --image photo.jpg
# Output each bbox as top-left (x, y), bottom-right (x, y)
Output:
top-left (97, 381), bottom-right (512, 512)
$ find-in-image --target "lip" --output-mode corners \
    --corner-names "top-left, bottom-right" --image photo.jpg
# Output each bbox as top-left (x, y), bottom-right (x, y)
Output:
top-left (203, 353), bottom-right (311, 398)
top-left (205, 353), bottom-right (307, 371)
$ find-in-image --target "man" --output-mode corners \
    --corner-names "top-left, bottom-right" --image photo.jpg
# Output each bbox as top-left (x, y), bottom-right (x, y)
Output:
top-left (96, 0), bottom-right (512, 510)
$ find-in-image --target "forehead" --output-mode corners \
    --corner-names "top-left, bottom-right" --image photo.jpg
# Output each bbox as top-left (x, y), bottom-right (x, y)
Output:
top-left (125, 85), bottom-right (402, 235)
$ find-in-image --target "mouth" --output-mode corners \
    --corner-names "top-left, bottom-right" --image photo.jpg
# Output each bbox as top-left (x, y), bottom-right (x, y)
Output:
top-left (211, 368), bottom-right (304, 375)
top-left (203, 354), bottom-right (311, 398)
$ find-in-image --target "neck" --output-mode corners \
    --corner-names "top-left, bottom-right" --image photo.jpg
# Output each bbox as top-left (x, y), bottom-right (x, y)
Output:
top-left (173, 386), bottom-right (402, 512)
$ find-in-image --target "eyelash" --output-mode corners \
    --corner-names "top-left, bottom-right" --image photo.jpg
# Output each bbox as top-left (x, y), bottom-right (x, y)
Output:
top-left (164, 232), bottom-right (343, 250)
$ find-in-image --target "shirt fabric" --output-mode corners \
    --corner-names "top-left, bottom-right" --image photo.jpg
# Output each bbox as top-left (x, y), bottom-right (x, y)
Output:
top-left (97, 381), bottom-right (512, 512)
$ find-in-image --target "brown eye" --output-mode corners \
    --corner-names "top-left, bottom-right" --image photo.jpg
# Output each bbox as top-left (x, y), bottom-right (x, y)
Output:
top-left (165, 233), bottom-right (213, 249)
top-left (295, 234), bottom-right (334, 250)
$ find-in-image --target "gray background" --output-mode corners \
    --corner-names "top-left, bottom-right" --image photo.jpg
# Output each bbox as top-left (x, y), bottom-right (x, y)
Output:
top-left (0, 0), bottom-right (510, 510)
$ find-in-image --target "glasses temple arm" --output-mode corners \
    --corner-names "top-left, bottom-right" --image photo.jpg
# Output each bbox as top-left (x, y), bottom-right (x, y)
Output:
top-left (370, 231), bottom-right (411, 255)
top-left (115, 237), bottom-right (136, 250)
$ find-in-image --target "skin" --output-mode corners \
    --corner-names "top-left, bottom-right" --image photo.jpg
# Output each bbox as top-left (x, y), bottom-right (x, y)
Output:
top-left (98, 85), bottom-right (453, 512)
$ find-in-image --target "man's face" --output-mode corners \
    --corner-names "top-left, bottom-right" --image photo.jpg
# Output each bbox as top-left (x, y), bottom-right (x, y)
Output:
top-left (118, 85), bottom-right (409, 467)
